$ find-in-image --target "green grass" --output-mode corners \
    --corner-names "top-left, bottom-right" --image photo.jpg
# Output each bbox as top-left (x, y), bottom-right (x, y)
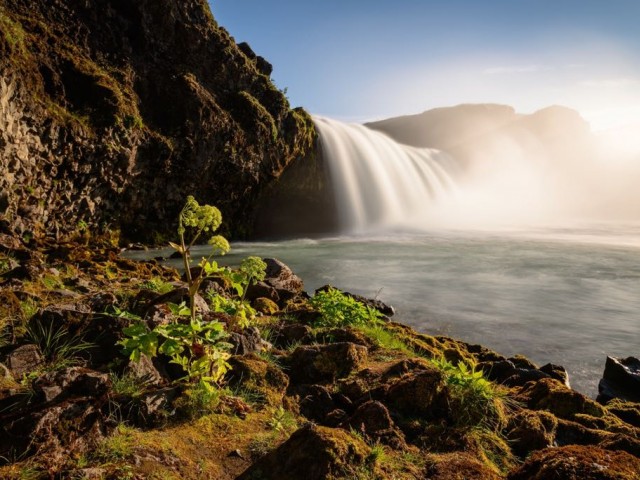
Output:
top-left (310, 287), bottom-right (383, 328)
top-left (360, 325), bottom-right (413, 355)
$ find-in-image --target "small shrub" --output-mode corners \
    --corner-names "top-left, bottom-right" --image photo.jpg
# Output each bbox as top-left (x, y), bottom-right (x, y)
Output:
top-left (431, 358), bottom-right (507, 430)
top-left (310, 287), bottom-right (382, 328)
top-left (26, 321), bottom-right (92, 371)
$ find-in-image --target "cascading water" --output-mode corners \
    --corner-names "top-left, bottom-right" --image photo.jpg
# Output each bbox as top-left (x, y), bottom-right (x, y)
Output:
top-left (313, 116), bottom-right (457, 233)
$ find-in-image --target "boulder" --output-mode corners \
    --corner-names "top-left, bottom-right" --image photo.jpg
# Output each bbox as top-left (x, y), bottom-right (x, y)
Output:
top-left (252, 297), bottom-right (279, 315)
top-left (263, 258), bottom-right (304, 301)
top-left (508, 445), bottom-right (640, 480)
top-left (288, 343), bottom-right (367, 384)
top-left (237, 424), bottom-right (369, 480)
top-left (505, 410), bottom-right (558, 457)
top-left (33, 367), bottom-right (110, 403)
top-left (598, 356), bottom-right (640, 404)
top-left (516, 378), bottom-right (605, 420)
top-left (5, 344), bottom-right (43, 378)
top-left (298, 384), bottom-right (340, 424)
top-left (226, 354), bottom-right (289, 407)
top-left (125, 354), bottom-right (164, 386)
top-left (342, 400), bottom-right (407, 448)
top-left (385, 367), bottom-right (448, 419)
top-left (540, 363), bottom-right (571, 388)
top-left (229, 327), bottom-right (271, 356)
top-left (244, 281), bottom-right (280, 303)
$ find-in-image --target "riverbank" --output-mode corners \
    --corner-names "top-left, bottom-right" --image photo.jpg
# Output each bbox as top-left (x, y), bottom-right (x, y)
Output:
top-left (1, 236), bottom-right (640, 479)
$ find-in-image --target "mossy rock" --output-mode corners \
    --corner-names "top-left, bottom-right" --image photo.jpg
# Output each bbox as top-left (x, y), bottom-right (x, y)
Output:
top-left (508, 445), bottom-right (640, 479)
top-left (424, 452), bottom-right (503, 480)
top-left (252, 297), bottom-right (279, 315)
top-left (516, 378), bottom-right (605, 420)
top-left (237, 424), bottom-right (369, 480)
top-left (505, 409), bottom-right (558, 457)
top-left (227, 354), bottom-right (289, 407)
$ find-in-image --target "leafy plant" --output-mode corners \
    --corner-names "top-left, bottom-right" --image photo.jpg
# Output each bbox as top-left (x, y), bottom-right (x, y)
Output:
top-left (431, 357), bottom-right (506, 430)
top-left (310, 287), bottom-right (383, 328)
top-left (267, 406), bottom-right (297, 435)
top-left (140, 277), bottom-right (174, 294)
top-left (207, 293), bottom-right (257, 329)
top-left (169, 196), bottom-right (230, 323)
top-left (120, 315), bottom-right (232, 390)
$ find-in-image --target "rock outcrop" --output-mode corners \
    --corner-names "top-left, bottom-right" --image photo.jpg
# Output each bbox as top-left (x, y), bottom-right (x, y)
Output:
top-left (0, 0), bottom-right (315, 242)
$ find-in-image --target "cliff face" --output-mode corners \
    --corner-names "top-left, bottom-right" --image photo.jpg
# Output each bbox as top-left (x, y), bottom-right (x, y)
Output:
top-left (0, 0), bottom-right (315, 242)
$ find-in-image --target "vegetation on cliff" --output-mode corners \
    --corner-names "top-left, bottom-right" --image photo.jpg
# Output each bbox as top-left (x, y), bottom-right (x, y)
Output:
top-left (0, 0), bottom-right (316, 243)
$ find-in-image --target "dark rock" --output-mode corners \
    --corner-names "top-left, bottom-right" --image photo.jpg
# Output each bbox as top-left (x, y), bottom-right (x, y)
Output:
top-left (229, 327), bottom-right (271, 356)
top-left (145, 303), bottom-right (174, 329)
top-left (5, 344), bottom-right (43, 378)
top-left (298, 384), bottom-right (338, 423)
top-left (478, 359), bottom-right (517, 383)
top-left (237, 424), bottom-right (368, 480)
top-left (33, 367), bottom-right (110, 404)
top-left (508, 355), bottom-right (538, 370)
top-left (125, 354), bottom-right (164, 386)
top-left (245, 281), bottom-right (280, 303)
top-left (507, 445), bottom-right (640, 480)
top-left (503, 368), bottom-right (551, 387)
top-left (540, 362), bottom-right (571, 388)
top-left (597, 356), bottom-right (640, 403)
top-left (288, 343), bottom-right (367, 384)
top-left (273, 323), bottom-right (313, 349)
top-left (263, 258), bottom-right (304, 301)
top-left (150, 288), bottom-right (209, 316)
top-left (343, 400), bottom-right (395, 437)
top-left (599, 434), bottom-right (640, 459)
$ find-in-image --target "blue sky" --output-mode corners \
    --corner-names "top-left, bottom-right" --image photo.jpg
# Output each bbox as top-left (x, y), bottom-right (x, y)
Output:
top-left (210, 1), bottom-right (640, 130)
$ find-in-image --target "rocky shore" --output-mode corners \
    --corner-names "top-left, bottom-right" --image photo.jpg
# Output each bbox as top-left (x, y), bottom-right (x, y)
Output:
top-left (1, 235), bottom-right (639, 480)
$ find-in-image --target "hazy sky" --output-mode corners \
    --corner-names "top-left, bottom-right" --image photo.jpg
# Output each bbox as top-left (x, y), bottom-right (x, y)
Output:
top-left (210, 1), bottom-right (640, 131)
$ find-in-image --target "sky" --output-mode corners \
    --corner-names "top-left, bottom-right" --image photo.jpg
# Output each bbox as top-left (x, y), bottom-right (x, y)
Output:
top-left (210, 1), bottom-right (640, 131)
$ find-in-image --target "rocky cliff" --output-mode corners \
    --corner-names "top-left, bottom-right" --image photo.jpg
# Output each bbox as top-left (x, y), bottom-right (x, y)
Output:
top-left (0, 0), bottom-right (315, 242)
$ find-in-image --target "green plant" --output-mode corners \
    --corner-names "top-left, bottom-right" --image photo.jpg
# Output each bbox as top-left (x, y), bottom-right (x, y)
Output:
top-left (26, 320), bottom-right (92, 371)
top-left (170, 196), bottom-right (230, 323)
top-left (174, 380), bottom-right (223, 418)
top-left (267, 406), bottom-right (297, 435)
top-left (310, 288), bottom-right (383, 328)
top-left (140, 277), bottom-right (174, 294)
top-left (431, 358), bottom-right (506, 430)
top-left (207, 293), bottom-right (257, 329)
top-left (120, 315), bottom-right (232, 391)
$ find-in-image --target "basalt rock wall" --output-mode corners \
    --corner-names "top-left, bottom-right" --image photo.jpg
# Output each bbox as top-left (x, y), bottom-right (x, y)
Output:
top-left (0, 0), bottom-right (315, 242)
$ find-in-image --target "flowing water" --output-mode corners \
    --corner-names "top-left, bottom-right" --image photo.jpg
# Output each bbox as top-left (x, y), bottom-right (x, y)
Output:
top-left (128, 116), bottom-right (640, 396)
top-left (136, 224), bottom-right (640, 397)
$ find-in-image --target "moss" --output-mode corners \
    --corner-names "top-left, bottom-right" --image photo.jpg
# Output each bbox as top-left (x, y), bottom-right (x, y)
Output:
top-left (227, 354), bottom-right (289, 408)
top-left (252, 297), bottom-right (279, 315)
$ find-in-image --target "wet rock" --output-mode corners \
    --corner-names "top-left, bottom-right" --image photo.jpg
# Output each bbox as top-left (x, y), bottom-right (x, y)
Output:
top-left (237, 424), bottom-right (368, 480)
top-left (507, 445), bottom-right (640, 480)
top-left (229, 327), bottom-right (271, 356)
top-left (288, 342), bottom-right (368, 384)
top-left (598, 356), bottom-right (640, 404)
top-left (227, 354), bottom-right (289, 407)
top-left (540, 363), bottom-right (571, 388)
top-left (263, 258), bottom-right (304, 301)
top-left (5, 344), bottom-right (43, 378)
top-left (505, 410), bottom-right (558, 457)
top-left (425, 452), bottom-right (503, 480)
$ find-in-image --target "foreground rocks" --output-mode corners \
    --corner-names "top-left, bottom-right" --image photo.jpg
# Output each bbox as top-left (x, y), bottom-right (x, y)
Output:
top-left (0, 243), bottom-right (639, 479)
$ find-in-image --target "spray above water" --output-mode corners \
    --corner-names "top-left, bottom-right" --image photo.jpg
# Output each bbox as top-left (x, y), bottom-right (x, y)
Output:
top-left (314, 112), bottom-right (640, 234)
top-left (313, 116), bottom-right (457, 233)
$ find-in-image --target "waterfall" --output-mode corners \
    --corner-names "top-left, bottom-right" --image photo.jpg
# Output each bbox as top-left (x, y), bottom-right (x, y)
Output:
top-left (313, 116), bottom-right (457, 233)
